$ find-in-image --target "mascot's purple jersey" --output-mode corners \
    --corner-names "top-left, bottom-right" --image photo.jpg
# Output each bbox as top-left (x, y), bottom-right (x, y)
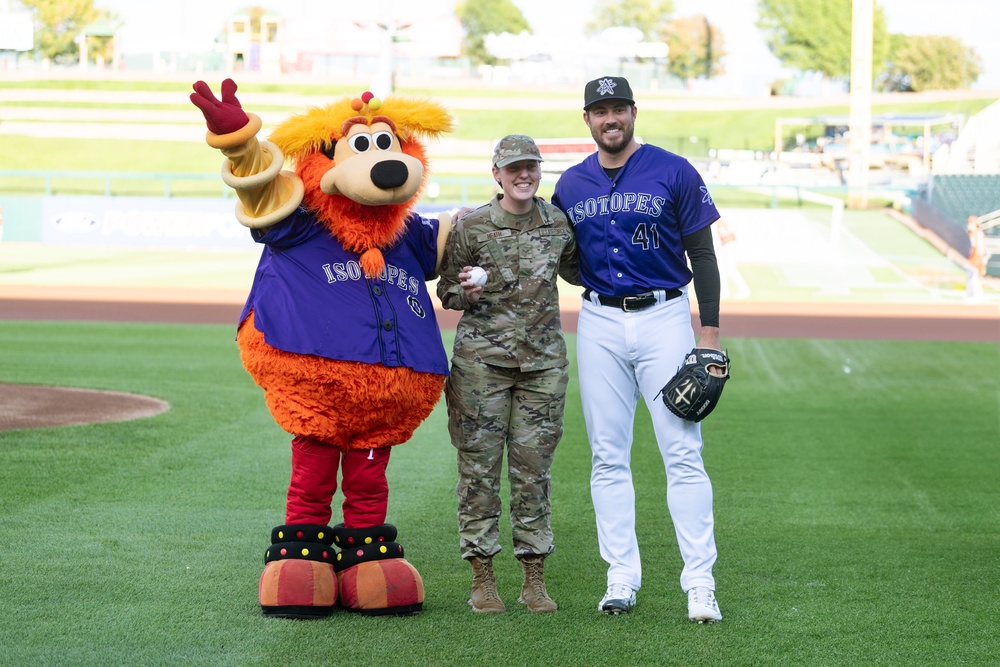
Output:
top-left (552, 144), bottom-right (720, 296)
top-left (239, 208), bottom-right (449, 376)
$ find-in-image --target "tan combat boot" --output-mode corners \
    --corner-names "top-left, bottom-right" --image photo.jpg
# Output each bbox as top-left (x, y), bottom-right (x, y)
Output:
top-left (468, 555), bottom-right (505, 613)
top-left (518, 555), bottom-right (557, 613)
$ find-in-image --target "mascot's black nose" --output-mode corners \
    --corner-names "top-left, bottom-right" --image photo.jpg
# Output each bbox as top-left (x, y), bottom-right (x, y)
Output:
top-left (371, 160), bottom-right (409, 190)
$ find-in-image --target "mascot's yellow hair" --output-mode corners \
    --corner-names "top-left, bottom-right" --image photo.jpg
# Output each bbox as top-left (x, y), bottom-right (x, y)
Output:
top-left (269, 94), bottom-right (454, 164)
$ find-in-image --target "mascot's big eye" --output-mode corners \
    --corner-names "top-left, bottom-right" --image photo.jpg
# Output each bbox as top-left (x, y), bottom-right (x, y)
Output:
top-left (348, 134), bottom-right (372, 153)
top-left (372, 131), bottom-right (395, 151)
top-left (321, 140), bottom-right (337, 160)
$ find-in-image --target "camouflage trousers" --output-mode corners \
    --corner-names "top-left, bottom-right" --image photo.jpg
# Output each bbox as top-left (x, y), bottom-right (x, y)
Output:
top-left (446, 355), bottom-right (569, 560)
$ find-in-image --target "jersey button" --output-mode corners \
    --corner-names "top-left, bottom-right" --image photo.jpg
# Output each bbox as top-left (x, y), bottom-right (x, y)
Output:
top-left (382, 320), bottom-right (394, 331)
top-left (617, 272), bottom-right (623, 278)
top-left (613, 248), bottom-right (619, 253)
top-left (373, 286), bottom-right (383, 296)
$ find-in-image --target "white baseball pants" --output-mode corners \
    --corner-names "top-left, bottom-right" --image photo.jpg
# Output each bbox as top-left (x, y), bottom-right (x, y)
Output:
top-left (576, 290), bottom-right (718, 593)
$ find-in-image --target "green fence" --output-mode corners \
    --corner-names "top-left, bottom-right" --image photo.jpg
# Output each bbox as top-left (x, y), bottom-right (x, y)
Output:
top-left (0, 168), bottom-right (917, 212)
top-left (0, 170), bottom-right (505, 205)
top-left (0, 170), bottom-right (231, 198)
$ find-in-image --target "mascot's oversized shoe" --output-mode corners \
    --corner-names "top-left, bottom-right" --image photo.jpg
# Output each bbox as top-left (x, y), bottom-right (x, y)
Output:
top-left (333, 524), bottom-right (424, 616)
top-left (259, 524), bottom-right (338, 618)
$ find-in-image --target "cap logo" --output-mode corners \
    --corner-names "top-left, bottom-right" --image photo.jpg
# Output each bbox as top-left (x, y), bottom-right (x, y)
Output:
top-left (596, 78), bottom-right (618, 96)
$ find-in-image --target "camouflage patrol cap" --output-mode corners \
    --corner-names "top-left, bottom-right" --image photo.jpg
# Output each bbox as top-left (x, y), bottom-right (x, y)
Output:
top-left (492, 134), bottom-right (544, 168)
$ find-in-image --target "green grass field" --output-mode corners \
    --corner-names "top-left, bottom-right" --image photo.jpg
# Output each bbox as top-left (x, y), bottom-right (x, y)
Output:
top-left (1, 320), bottom-right (997, 666)
top-left (1, 76), bottom-right (997, 665)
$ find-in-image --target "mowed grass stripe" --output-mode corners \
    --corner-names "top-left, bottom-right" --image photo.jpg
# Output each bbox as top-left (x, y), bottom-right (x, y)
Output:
top-left (0, 322), bottom-right (997, 666)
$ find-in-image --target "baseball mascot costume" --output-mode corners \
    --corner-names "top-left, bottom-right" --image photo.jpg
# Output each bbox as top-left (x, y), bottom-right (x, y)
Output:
top-left (190, 79), bottom-right (453, 618)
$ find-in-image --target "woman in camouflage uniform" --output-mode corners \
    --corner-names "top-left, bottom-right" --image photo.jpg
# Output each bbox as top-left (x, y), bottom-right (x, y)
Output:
top-left (437, 134), bottom-right (580, 614)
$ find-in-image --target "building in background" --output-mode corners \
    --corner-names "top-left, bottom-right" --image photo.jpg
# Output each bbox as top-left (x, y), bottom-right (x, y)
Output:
top-left (0, 3), bottom-right (32, 71)
top-left (220, 10), bottom-right (462, 88)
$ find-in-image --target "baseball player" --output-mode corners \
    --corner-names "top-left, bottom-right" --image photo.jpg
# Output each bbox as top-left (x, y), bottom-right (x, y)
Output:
top-left (551, 76), bottom-right (725, 623)
top-left (437, 135), bottom-right (580, 614)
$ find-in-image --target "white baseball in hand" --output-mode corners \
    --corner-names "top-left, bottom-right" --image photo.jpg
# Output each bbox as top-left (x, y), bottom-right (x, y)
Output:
top-left (468, 266), bottom-right (488, 287)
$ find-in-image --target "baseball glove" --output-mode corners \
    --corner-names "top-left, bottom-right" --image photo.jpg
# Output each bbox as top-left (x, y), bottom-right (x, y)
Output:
top-left (657, 348), bottom-right (731, 422)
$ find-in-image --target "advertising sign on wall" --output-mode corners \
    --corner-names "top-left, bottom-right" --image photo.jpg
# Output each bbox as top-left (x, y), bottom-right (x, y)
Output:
top-left (41, 196), bottom-right (257, 250)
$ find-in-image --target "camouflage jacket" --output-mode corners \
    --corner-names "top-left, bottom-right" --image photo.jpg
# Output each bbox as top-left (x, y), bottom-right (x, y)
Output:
top-left (437, 195), bottom-right (580, 371)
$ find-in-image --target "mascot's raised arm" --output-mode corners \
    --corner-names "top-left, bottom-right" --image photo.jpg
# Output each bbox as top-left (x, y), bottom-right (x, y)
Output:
top-left (191, 78), bottom-right (453, 619)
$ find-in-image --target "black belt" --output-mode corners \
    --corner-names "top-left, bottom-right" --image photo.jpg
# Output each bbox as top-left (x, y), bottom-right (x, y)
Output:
top-left (584, 288), bottom-right (682, 312)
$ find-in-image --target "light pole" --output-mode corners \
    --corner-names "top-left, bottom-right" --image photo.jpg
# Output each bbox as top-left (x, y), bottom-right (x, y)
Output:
top-left (847, 0), bottom-right (874, 209)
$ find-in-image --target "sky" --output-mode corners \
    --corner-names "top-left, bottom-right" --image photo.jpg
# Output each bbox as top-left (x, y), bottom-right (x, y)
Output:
top-left (102, 0), bottom-right (1000, 93)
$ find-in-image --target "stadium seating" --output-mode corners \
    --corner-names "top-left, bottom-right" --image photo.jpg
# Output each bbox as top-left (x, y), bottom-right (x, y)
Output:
top-left (911, 174), bottom-right (1000, 275)
top-left (926, 174), bottom-right (1000, 222)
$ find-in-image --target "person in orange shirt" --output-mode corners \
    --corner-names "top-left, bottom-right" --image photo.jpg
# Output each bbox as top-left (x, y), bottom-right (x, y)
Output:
top-left (966, 216), bottom-right (987, 300)
top-left (713, 219), bottom-right (751, 299)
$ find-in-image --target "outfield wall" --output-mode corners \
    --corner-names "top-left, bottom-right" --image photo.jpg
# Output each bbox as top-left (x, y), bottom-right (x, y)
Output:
top-left (0, 195), bottom-right (453, 249)
top-left (0, 197), bottom-right (42, 242)
top-left (0, 195), bottom-right (254, 249)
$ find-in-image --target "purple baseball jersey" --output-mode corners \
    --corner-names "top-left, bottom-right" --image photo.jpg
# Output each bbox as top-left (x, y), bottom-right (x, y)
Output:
top-left (552, 144), bottom-right (720, 296)
top-left (239, 208), bottom-right (449, 376)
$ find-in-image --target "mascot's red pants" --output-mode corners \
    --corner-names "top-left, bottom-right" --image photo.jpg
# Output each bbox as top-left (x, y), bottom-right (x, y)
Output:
top-left (286, 435), bottom-right (390, 528)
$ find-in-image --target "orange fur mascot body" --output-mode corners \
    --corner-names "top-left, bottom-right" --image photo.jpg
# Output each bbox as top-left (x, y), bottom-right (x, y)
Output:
top-left (191, 79), bottom-right (453, 618)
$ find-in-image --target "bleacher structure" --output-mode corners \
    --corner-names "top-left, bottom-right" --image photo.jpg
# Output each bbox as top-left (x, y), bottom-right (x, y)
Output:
top-left (909, 100), bottom-right (1000, 277)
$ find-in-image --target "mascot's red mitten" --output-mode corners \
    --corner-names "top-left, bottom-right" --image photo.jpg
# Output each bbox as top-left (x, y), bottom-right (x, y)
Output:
top-left (191, 79), bottom-right (453, 618)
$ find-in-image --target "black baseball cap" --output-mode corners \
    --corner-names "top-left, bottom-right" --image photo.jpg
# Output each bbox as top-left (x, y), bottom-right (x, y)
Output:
top-left (583, 76), bottom-right (635, 110)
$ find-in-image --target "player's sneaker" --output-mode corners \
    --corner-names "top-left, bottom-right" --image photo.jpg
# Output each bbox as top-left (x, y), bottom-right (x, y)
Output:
top-left (599, 582), bottom-right (636, 614)
top-left (687, 587), bottom-right (722, 623)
